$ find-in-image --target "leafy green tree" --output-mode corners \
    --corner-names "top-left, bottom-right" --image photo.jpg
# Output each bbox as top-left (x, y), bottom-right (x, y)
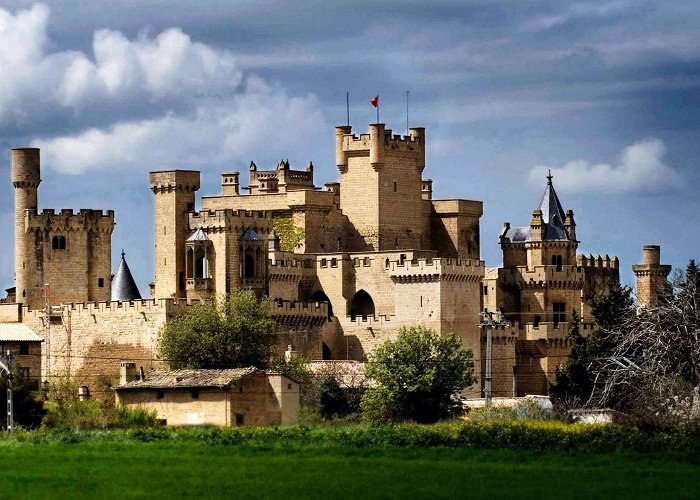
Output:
top-left (158, 290), bottom-right (275, 369)
top-left (361, 326), bottom-right (475, 423)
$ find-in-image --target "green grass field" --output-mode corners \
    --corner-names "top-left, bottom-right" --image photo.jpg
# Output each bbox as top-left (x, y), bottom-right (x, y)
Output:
top-left (1, 442), bottom-right (699, 499)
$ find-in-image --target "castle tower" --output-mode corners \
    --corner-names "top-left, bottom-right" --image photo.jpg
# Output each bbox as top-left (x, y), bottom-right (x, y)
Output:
top-left (150, 170), bottom-right (200, 299)
top-left (633, 245), bottom-right (671, 307)
top-left (12, 148), bottom-right (41, 306)
top-left (335, 123), bottom-right (426, 250)
top-left (12, 148), bottom-right (114, 309)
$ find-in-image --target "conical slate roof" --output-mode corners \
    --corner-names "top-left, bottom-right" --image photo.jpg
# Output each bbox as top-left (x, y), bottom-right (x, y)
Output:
top-left (111, 251), bottom-right (142, 301)
top-left (537, 172), bottom-right (568, 240)
top-left (501, 172), bottom-right (571, 243)
top-left (240, 228), bottom-right (261, 241)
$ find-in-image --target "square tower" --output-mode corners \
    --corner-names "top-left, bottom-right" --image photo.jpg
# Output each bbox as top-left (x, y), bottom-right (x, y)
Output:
top-left (336, 124), bottom-right (426, 251)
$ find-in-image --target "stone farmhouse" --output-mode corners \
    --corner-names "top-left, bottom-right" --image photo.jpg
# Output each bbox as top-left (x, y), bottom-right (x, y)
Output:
top-left (2, 123), bottom-right (672, 400)
top-left (114, 363), bottom-right (299, 426)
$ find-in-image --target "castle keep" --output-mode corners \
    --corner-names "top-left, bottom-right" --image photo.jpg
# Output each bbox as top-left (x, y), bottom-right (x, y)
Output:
top-left (2, 122), bottom-right (673, 398)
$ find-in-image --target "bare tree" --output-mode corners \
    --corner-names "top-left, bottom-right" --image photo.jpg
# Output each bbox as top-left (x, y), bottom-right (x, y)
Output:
top-left (591, 262), bottom-right (700, 425)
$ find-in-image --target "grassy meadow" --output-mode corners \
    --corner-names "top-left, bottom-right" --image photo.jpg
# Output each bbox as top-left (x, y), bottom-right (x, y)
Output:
top-left (1, 423), bottom-right (699, 498)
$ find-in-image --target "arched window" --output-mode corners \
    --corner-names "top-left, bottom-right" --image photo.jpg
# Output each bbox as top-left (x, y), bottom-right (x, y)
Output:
top-left (52, 235), bottom-right (66, 250)
top-left (349, 289), bottom-right (375, 321)
top-left (244, 255), bottom-right (255, 278)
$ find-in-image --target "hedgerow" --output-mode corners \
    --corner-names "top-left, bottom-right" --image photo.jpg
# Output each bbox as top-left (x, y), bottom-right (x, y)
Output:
top-left (2, 421), bottom-right (700, 456)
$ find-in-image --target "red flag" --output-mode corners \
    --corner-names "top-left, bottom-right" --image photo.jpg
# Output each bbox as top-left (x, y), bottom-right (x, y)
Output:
top-left (370, 95), bottom-right (379, 107)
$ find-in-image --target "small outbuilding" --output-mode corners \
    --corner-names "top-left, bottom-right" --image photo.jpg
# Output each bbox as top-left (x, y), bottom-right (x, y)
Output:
top-left (114, 363), bottom-right (300, 426)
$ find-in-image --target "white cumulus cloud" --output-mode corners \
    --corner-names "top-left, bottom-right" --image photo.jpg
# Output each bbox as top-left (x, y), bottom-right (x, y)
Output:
top-left (0, 4), bottom-right (241, 124)
top-left (33, 77), bottom-right (327, 174)
top-left (528, 138), bottom-right (681, 193)
top-left (0, 3), bottom-right (328, 173)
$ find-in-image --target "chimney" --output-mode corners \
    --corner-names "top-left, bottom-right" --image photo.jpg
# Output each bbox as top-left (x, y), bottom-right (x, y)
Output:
top-left (120, 361), bottom-right (138, 385)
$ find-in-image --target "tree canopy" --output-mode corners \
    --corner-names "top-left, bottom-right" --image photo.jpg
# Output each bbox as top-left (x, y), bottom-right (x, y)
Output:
top-left (157, 290), bottom-right (275, 369)
top-left (361, 327), bottom-right (475, 423)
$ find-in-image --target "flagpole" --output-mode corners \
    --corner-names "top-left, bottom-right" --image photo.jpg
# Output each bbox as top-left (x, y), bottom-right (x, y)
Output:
top-left (346, 92), bottom-right (350, 127)
top-left (376, 94), bottom-right (380, 123)
top-left (406, 90), bottom-right (409, 135)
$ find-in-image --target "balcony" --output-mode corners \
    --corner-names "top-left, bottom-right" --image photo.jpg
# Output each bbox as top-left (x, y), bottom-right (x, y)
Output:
top-left (186, 277), bottom-right (212, 291)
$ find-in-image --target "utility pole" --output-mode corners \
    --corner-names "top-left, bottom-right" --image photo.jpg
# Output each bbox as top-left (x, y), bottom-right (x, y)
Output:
top-left (44, 283), bottom-right (51, 383)
top-left (1, 351), bottom-right (14, 433)
top-left (479, 309), bottom-right (509, 408)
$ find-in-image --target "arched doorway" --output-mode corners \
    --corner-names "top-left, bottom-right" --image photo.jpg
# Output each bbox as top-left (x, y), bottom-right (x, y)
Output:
top-left (309, 289), bottom-right (333, 318)
top-left (349, 289), bottom-right (375, 321)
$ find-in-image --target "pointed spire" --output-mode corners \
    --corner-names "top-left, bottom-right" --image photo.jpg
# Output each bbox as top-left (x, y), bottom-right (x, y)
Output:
top-left (111, 251), bottom-right (142, 301)
top-left (536, 172), bottom-right (568, 240)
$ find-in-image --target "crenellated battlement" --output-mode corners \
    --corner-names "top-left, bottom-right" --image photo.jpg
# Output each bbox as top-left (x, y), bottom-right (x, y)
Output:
top-left (149, 170), bottom-right (201, 193)
top-left (344, 313), bottom-right (396, 326)
top-left (499, 265), bottom-right (585, 289)
top-left (25, 208), bottom-right (115, 233)
top-left (388, 256), bottom-right (485, 283)
top-left (577, 253), bottom-right (619, 269)
top-left (341, 130), bottom-right (423, 152)
top-left (22, 297), bottom-right (328, 321)
top-left (271, 299), bottom-right (328, 317)
top-left (189, 209), bottom-right (272, 232)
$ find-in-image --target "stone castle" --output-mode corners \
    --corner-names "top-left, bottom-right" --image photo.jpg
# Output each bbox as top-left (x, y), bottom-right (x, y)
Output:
top-left (1, 123), bottom-right (672, 397)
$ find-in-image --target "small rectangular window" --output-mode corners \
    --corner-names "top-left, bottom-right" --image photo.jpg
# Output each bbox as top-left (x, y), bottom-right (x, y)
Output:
top-left (483, 285), bottom-right (488, 296)
top-left (320, 258), bottom-right (327, 268)
top-left (393, 181), bottom-right (397, 192)
top-left (98, 278), bottom-right (104, 288)
top-left (19, 343), bottom-right (29, 355)
top-left (287, 383), bottom-right (292, 390)
top-left (21, 367), bottom-right (29, 381)
top-left (331, 258), bottom-right (338, 268)
top-left (553, 302), bottom-right (566, 327)
top-left (235, 413), bottom-right (244, 426)
top-left (533, 315), bottom-right (541, 328)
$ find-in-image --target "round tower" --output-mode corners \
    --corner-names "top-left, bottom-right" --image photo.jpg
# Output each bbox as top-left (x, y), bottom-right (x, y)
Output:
top-left (633, 244), bottom-right (672, 308)
top-left (335, 125), bottom-right (351, 172)
top-left (12, 148), bottom-right (41, 305)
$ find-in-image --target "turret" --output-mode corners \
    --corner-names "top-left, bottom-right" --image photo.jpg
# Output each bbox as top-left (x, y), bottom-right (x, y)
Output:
top-left (150, 170), bottom-right (200, 299)
top-left (564, 209), bottom-right (576, 241)
top-left (409, 127), bottom-right (426, 173)
top-left (369, 123), bottom-right (385, 170)
top-left (529, 209), bottom-right (544, 242)
top-left (12, 148), bottom-right (41, 305)
top-left (633, 245), bottom-right (672, 308)
top-left (221, 172), bottom-right (240, 196)
top-left (335, 125), bottom-right (351, 172)
top-left (421, 179), bottom-right (433, 200)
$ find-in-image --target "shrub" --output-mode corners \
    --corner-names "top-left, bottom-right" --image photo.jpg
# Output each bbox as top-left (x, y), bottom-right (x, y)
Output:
top-left (361, 327), bottom-right (475, 423)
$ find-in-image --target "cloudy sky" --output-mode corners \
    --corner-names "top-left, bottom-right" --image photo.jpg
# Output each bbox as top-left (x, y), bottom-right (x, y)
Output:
top-left (0, 1), bottom-right (698, 294)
